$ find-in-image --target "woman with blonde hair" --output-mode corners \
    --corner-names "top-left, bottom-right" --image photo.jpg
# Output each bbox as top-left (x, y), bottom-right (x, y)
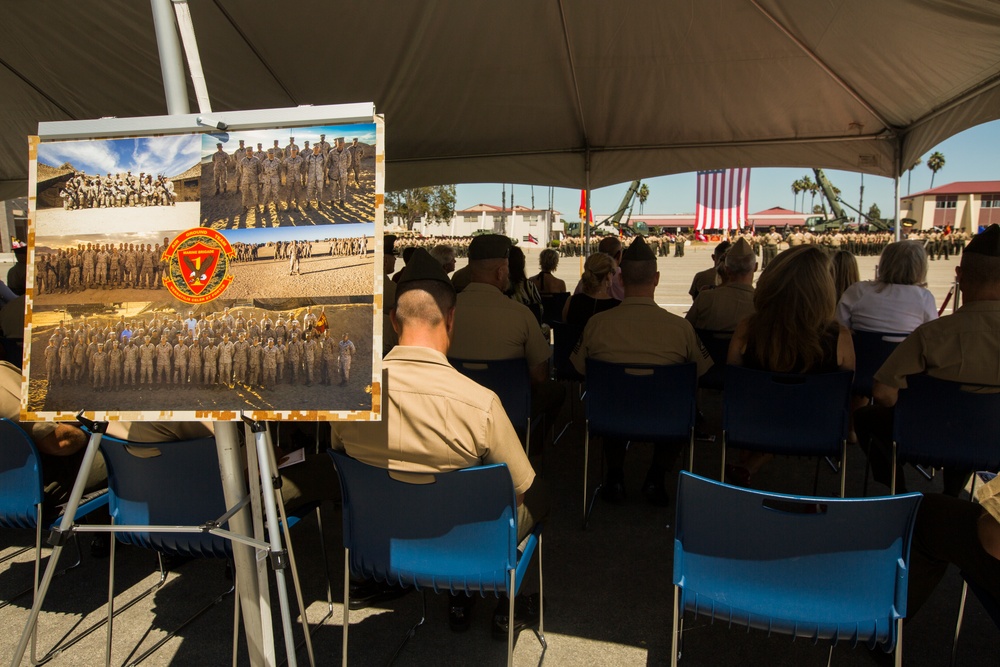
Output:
top-left (725, 245), bottom-right (855, 485)
top-left (562, 252), bottom-right (620, 343)
top-left (530, 248), bottom-right (568, 294)
top-left (831, 249), bottom-right (860, 301)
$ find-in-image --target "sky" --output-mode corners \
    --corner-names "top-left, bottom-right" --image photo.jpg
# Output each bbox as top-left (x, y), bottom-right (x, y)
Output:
top-left (454, 120), bottom-right (1000, 221)
top-left (200, 123), bottom-right (376, 161)
top-left (37, 135), bottom-right (200, 178)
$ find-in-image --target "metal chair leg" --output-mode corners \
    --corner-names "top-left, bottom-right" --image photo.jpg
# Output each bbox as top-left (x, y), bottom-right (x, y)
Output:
top-left (341, 550), bottom-right (350, 667)
top-left (671, 585), bottom-right (681, 667)
top-left (951, 580), bottom-right (969, 667)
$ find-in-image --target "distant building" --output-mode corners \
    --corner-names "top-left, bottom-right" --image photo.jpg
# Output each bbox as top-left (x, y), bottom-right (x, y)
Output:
top-left (403, 204), bottom-right (560, 245)
top-left (901, 181), bottom-right (1000, 232)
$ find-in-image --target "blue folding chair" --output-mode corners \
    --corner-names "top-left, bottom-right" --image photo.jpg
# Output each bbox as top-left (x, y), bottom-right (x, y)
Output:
top-left (852, 330), bottom-right (907, 398)
top-left (671, 472), bottom-right (922, 667)
top-left (329, 450), bottom-right (544, 667)
top-left (582, 360), bottom-right (697, 525)
top-left (449, 357), bottom-right (535, 454)
top-left (0, 418), bottom-right (107, 662)
top-left (98, 434), bottom-right (328, 667)
top-left (723, 366), bottom-right (853, 496)
top-left (891, 374), bottom-right (1000, 495)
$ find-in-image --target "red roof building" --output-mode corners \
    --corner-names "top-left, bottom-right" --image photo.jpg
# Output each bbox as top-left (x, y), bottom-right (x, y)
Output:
top-left (901, 181), bottom-right (1000, 231)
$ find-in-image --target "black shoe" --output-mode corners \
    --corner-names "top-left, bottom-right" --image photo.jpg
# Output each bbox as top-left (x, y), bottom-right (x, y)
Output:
top-left (448, 593), bottom-right (475, 632)
top-left (601, 480), bottom-right (626, 503)
top-left (347, 579), bottom-right (410, 610)
top-left (492, 593), bottom-right (540, 640)
top-left (89, 534), bottom-right (110, 558)
top-left (642, 480), bottom-right (671, 507)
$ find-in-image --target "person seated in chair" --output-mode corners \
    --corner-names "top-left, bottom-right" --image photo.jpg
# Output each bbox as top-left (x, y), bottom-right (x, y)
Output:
top-left (449, 234), bottom-right (565, 450)
top-left (857, 224), bottom-right (1000, 495)
top-left (331, 248), bottom-right (548, 638)
top-left (0, 361), bottom-right (106, 521)
top-left (685, 237), bottom-right (756, 332)
top-left (571, 236), bottom-right (712, 505)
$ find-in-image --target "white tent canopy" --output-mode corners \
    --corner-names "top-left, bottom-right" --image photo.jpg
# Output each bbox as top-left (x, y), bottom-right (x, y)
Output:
top-left (2, 0), bottom-right (999, 201)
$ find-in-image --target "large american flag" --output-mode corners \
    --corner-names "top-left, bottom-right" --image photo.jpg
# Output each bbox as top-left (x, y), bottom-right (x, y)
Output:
top-left (695, 168), bottom-right (751, 232)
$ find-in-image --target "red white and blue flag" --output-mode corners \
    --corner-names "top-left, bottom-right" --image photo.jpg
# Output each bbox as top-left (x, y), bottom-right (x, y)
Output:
top-left (695, 168), bottom-right (751, 232)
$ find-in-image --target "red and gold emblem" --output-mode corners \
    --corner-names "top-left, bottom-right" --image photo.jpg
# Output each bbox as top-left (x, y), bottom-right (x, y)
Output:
top-left (163, 228), bottom-right (235, 304)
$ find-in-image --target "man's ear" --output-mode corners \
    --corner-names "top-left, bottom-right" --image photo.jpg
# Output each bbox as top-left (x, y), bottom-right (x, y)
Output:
top-left (654, 271), bottom-right (661, 288)
top-left (444, 307), bottom-right (456, 336)
top-left (389, 308), bottom-right (402, 335)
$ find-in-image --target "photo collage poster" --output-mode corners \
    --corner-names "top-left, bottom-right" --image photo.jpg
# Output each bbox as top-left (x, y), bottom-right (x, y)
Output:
top-left (23, 116), bottom-right (385, 422)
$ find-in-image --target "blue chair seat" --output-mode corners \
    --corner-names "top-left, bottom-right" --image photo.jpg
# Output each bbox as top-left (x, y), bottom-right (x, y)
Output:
top-left (672, 472), bottom-right (922, 666)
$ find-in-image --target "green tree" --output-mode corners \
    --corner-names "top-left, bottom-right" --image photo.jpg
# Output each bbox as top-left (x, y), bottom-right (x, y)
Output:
top-left (866, 203), bottom-right (882, 225)
top-left (812, 204), bottom-right (825, 214)
top-left (791, 179), bottom-right (804, 212)
top-left (386, 185), bottom-right (457, 230)
top-left (802, 175), bottom-right (818, 213)
top-left (927, 152), bottom-right (946, 189)
top-left (637, 183), bottom-right (650, 214)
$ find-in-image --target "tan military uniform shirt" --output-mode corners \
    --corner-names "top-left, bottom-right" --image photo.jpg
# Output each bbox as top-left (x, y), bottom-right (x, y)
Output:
top-left (688, 265), bottom-right (719, 300)
top-left (330, 346), bottom-right (535, 495)
top-left (685, 283), bottom-right (755, 332)
top-left (875, 301), bottom-right (1000, 389)
top-left (449, 283), bottom-right (550, 369)
top-left (570, 297), bottom-right (713, 376)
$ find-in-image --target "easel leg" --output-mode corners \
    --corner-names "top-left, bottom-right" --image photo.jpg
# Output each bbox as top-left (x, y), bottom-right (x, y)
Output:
top-left (11, 421), bottom-right (106, 667)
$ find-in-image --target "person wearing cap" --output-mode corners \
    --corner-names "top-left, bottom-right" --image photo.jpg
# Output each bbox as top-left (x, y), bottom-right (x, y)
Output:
top-left (382, 235), bottom-right (399, 355)
top-left (449, 234), bottom-right (565, 442)
top-left (284, 136), bottom-right (298, 160)
top-left (858, 223), bottom-right (1000, 494)
top-left (685, 237), bottom-right (757, 332)
top-left (688, 240), bottom-right (730, 301)
top-left (282, 147), bottom-right (305, 209)
top-left (326, 137), bottom-right (350, 206)
top-left (331, 248), bottom-right (546, 633)
top-left (237, 147), bottom-right (260, 212)
top-left (212, 142), bottom-right (229, 195)
top-left (762, 226), bottom-right (782, 267)
top-left (348, 137), bottom-right (364, 187)
top-left (571, 235), bottom-right (712, 505)
top-left (260, 148), bottom-right (282, 212)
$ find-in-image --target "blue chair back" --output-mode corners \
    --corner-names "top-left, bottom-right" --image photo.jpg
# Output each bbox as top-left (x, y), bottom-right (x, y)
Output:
top-left (893, 374), bottom-right (1000, 471)
top-left (539, 292), bottom-right (570, 327)
top-left (585, 360), bottom-right (697, 442)
top-left (673, 471), bottom-right (922, 646)
top-left (329, 450), bottom-right (519, 596)
top-left (0, 419), bottom-right (44, 529)
top-left (852, 330), bottom-right (907, 396)
top-left (724, 366), bottom-right (852, 456)
top-left (448, 358), bottom-right (531, 435)
top-left (99, 435), bottom-right (231, 559)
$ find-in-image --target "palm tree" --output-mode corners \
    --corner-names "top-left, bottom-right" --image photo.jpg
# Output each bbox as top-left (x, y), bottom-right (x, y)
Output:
top-left (927, 152), bottom-right (946, 189)
top-left (907, 158), bottom-right (922, 195)
top-left (803, 175), bottom-right (818, 213)
top-left (791, 179), bottom-right (803, 212)
top-left (637, 183), bottom-right (650, 214)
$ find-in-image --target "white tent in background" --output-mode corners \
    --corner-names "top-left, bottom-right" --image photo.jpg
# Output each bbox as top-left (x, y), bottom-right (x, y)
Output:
top-left (1, 0), bottom-right (999, 200)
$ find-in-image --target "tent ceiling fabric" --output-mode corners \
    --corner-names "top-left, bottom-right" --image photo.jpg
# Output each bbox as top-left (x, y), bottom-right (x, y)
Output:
top-left (1, 0), bottom-right (999, 200)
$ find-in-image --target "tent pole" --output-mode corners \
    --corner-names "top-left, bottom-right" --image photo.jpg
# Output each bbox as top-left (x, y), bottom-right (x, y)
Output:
top-left (172, 0), bottom-right (213, 113)
top-left (894, 141), bottom-right (902, 241)
top-left (149, 0), bottom-right (189, 115)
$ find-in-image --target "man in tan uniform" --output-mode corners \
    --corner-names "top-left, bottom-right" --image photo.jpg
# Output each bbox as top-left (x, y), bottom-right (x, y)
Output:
top-left (0, 361), bottom-right (106, 518)
top-left (858, 223), bottom-right (1000, 494)
top-left (331, 248), bottom-right (545, 634)
top-left (448, 234), bottom-right (565, 443)
top-left (685, 237), bottom-right (757, 332)
top-left (571, 235), bottom-right (712, 505)
top-left (688, 240), bottom-right (730, 300)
